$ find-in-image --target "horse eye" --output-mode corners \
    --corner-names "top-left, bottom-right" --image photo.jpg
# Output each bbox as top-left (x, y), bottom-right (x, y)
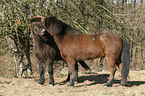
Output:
top-left (33, 26), bottom-right (38, 31)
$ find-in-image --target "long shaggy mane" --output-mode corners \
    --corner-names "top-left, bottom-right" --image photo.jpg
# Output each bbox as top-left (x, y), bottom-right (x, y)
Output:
top-left (43, 16), bottom-right (74, 35)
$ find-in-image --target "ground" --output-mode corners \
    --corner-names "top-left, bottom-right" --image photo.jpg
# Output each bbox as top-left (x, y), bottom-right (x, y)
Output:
top-left (0, 70), bottom-right (145, 96)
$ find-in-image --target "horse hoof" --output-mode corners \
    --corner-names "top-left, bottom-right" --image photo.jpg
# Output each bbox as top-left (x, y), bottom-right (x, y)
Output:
top-left (49, 83), bottom-right (54, 86)
top-left (104, 83), bottom-right (112, 87)
top-left (38, 84), bottom-right (43, 86)
top-left (119, 83), bottom-right (128, 87)
top-left (67, 83), bottom-right (74, 87)
top-left (38, 82), bottom-right (44, 85)
top-left (75, 81), bottom-right (78, 84)
top-left (65, 78), bottom-right (70, 82)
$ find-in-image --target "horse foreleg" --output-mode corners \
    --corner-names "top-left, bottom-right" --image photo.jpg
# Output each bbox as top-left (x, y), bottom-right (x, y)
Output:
top-left (67, 59), bottom-right (76, 86)
top-left (47, 60), bottom-right (54, 86)
top-left (65, 62), bottom-right (78, 83)
top-left (105, 56), bottom-right (117, 87)
top-left (38, 62), bottom-right (46, 85)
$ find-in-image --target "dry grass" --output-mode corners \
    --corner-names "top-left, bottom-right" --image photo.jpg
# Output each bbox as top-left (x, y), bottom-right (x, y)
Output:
top-left (0, 70), bottom-right (145, 96)
top-left (0, 52), bottom-right (145, 96)
top-left (0, 51), bottom-right (15, 77)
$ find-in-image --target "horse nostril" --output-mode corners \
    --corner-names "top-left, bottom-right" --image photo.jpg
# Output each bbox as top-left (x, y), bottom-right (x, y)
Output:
top-left (40, 29), bottom-right (45, 35)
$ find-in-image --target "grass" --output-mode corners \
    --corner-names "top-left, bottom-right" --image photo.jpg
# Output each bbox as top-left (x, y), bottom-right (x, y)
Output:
top-left (0, 51), bottom-right (15, 77)
top-left (0, 51), bottom-right (145, 96)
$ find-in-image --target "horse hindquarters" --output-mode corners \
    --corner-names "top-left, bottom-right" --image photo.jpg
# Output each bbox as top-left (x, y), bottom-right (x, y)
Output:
top-left (104, 38), bottom-right (130, 87)
top-left (102, 37), bottom-right (122, 87)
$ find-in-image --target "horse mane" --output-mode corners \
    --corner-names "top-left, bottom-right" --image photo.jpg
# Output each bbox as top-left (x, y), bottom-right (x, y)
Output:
top-left (43, 16), bottom-right (73, 35)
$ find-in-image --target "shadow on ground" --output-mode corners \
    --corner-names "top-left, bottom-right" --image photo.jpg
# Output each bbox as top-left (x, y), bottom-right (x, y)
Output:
top-left (58, 74), bottom-right (145, 87)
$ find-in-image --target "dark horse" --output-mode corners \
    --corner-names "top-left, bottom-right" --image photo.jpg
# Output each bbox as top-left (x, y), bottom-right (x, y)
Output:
top-left (41, 16), bottom-right (130, 87)
top-left (30, 16), bottom-right (91, 86)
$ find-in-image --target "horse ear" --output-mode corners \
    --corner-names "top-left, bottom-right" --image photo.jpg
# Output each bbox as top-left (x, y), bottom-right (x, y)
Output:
top-left (30, 16), bottom-right (44, 23)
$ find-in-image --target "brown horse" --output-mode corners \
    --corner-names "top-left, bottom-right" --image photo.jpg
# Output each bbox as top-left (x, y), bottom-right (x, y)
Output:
top-left (41, 16), bottom-right (130, 87)
top-left (30, 16), bottom-right (91, 86)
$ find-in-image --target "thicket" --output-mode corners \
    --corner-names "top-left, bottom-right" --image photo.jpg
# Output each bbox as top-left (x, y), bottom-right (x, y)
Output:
top-left (0, 0), bottom-right (144, 76)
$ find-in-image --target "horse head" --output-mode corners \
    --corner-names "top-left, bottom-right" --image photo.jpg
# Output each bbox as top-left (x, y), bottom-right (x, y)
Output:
top-left (42, 16), bottom-right (66, 36)
top-left (30, 16), bottom-right (51, 41)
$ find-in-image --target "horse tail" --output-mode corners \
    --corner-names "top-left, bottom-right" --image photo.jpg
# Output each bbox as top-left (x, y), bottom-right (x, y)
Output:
top-left (121, 38), bottom-right (130, 85)
top-left (78, 61), bottom-right (92, 71)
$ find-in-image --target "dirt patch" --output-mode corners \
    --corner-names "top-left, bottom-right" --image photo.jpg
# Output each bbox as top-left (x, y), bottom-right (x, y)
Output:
top-left (0, 70), bottom-right (145, 96)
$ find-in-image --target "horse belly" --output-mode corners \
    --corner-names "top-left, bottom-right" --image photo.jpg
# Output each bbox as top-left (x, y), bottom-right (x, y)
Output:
top-left (68, 45), bottom-right (104, 60)
top-left (80, 48), bottom-right (103, 60)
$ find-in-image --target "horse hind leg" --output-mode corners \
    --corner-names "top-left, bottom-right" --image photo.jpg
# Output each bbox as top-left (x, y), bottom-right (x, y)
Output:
top-left (116, 60), bottom-right (125, 86)
top-left (104, 56), bottom-right (117, 87)
top-left (116, 56), bottom-right (129, 86)
top-left (118, 62), bottom-right (129, 86)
